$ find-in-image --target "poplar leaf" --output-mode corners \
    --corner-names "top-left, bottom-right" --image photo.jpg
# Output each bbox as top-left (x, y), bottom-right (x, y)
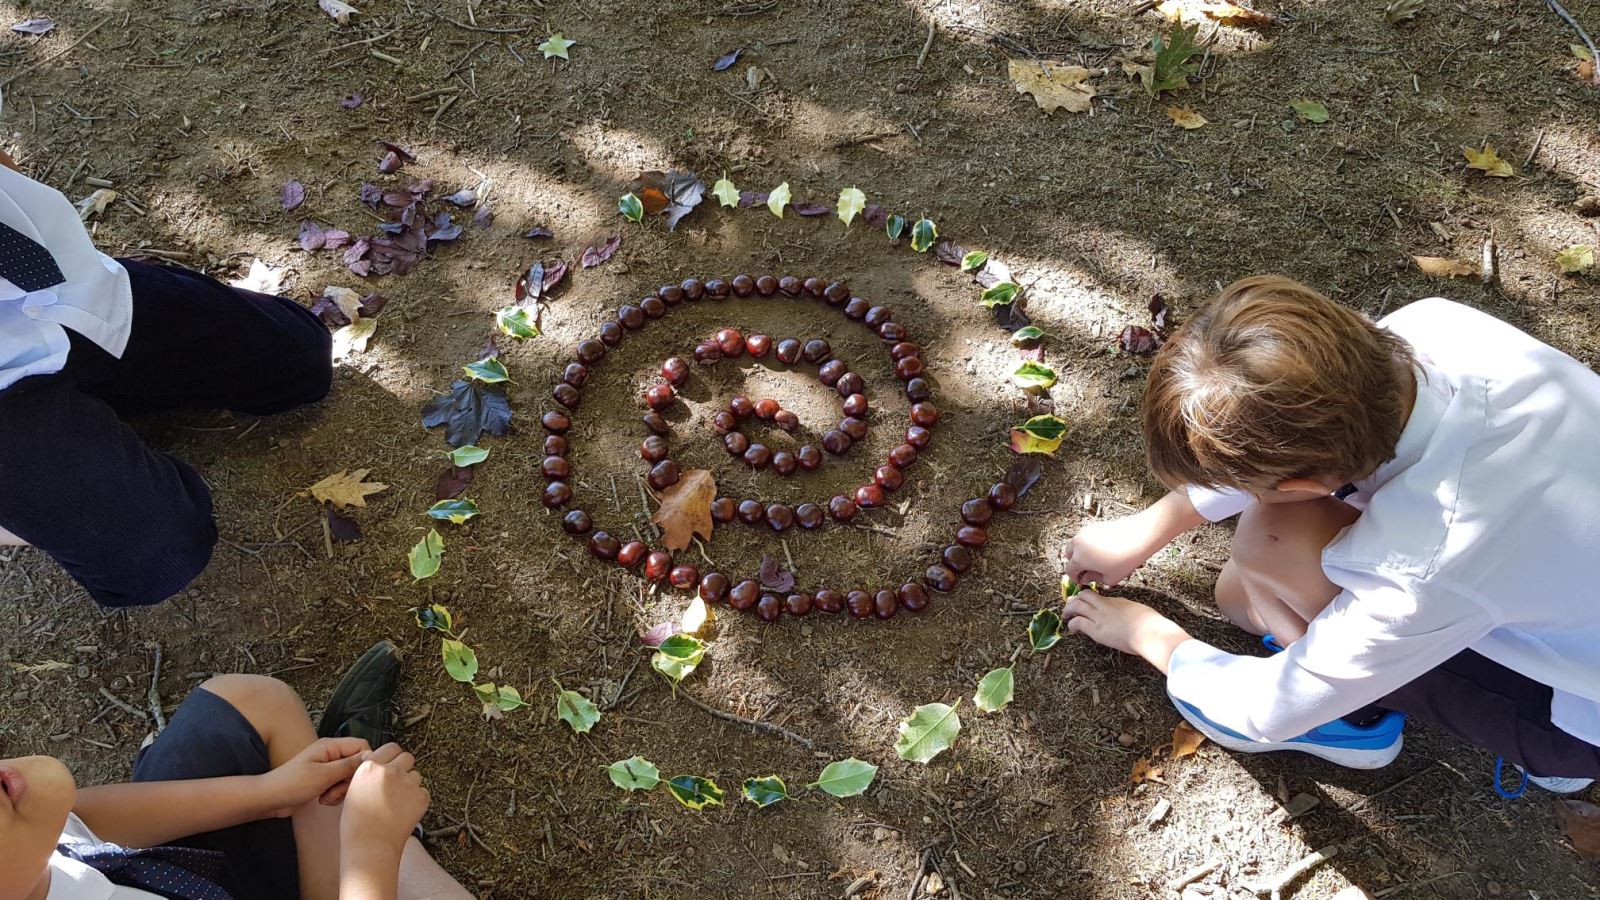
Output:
top-left (606, 756), bottom-right (661, 791)
top-left (767, 182), bottom-right (791, 218)
top-left (808, 759), bottom-right (878, 797)
top-left (895, 701), bottom-right (962, 764)
top-left (974, 666), bottom-right (1015, 713)
top-left (837, 187), bottom-right (866, 227)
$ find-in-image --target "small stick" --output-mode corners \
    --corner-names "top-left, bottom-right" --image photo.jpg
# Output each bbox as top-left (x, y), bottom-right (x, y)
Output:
top-left (1, 16), bottom-right (111, 88)
top-left (1130, 0), bottom-right (1163, 15)
top-left (781, 538), bottom-right (795, 572)
top-left (1245, 842), bottom-right (1341, 897)
top-left (147, 644), bottom-right (166, 732)
top-left (370, 49), bottom-right (404, 65)
top-left (1165, 860), bottom-right (1219, 891)
top-left (677, 688), bottom-right (814, 749)
top-left (1481, 235), bottom-right (1498, 287)
top-left (916, 19), bottom-right (936, 69)
top-left (435, 13), bottom-right (535, 33)
top-left (98, 687), bottom-right (148, 721)
top-left (1524, 128), bottom-right (1546, 166)
top-left (1546, 0), bottom-right (1600, 86)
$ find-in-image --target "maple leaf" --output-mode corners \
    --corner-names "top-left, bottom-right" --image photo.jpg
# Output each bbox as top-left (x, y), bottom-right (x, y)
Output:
top-left (539, 34), bottom-right (576, 59)
top-left (1008, 60), bottom-right (1096, 114)
top-left (1463, 144), bottom-right (1514, 178)
top-left (1556, 245), bottom-right (1594, 274)
top-left (1555, 798), bottom-right (1600, 859)
top-left (1171, 721), bottom-right (1207, 758)
top-left (711, 175), bottom-right (739, 208)
top-left (1411, 255), bottom-right (1480, 279)
top-left (650, 470), bottom-right (716, 551)
top-left (635, 170), bottom-right (706, 230)
top-left (1165, 105), bottom-right (1207, 129)
top-left (310, 469), bottom-right (389, 509)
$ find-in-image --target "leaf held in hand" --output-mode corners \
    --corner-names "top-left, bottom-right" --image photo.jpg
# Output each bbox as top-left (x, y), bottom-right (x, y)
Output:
top-left (666, 775), bottom-right (723, 810)
top-left (1165, 105), bottom-right (1208, 129)
top-left (1556, 244), bottom-right (1595, 274)
top-left (650, 469), bottom-right (716, 551)
top-left (411, 604), bottom-right (453, 633)
top-left (310, 468), bottom-right (389, 509)
top-left (554, 682), bottom-right (600, 733)
top-left (961, 250), bottom-right (989, 272)
top-left (1010, 414), bottom-right (1069, 455)
top-left (607, 756), bottom-right (661, 791)
top-left (895, 701), bottom-right (962, 764)
top-left (463, 356), bottom-right (510, 383)
top-left (408, 529), bottom-right (445, 580)
top-left (1029, 609), bottom-right (1063, 652)
top-left (741, 776), bottom-right (790, 808)
top-left (1009, 59), bottom-right (1097, 113)
top-left (539, 34), bottom-right (576, 59)
top-left (910, 218), bottom-right (937, 253)
top-left (651, 634), bottom-right (707, 684)
top-left (830, 186), bottom-right (866, 227)
top-left (808, 759), bottom-right (878, 798)
top-left (1463, 144), bottom-right (1514, 178)
top-left (440, 639), bottom-right (477, 682)
top-left (426, 498), bottom-right (480, 524)
top-left (767, 182), bottom-right (791, 218)
top-left (1411, 255), bottom-right (1480, 279)
top-left (1012, 360), bottom-right (1058, 390)
top-left (974, 666), bottom-right (1015, 713)
top-left (618, 192), bottom-right (645, 223)
top-left (712, 176), bottom-right (740, 208)
top-left (1290, 99), bottom-right (1329, 123)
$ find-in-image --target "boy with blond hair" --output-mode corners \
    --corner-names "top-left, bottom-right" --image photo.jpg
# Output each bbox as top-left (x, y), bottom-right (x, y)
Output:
top-left (1062, 276), bottom-right (1600, 796)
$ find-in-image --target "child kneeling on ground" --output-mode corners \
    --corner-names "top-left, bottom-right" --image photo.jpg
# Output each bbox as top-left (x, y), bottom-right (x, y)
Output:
top-left (0, 642), bottom-right (476, 900)
top-left (1061, 276), bottom-right (1600, 797)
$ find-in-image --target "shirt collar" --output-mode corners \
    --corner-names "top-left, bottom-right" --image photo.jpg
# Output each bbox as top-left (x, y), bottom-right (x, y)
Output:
top-left (1360, 358), bottom-right (1452, 492)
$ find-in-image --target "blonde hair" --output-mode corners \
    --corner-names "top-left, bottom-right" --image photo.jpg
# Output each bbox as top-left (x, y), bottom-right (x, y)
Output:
top-left (1142, 276), bottom-right (1415, 493)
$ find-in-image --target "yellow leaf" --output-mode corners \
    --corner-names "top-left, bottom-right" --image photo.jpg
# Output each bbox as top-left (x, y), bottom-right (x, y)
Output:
top-left (1557, 244), bottom-right (1595, 274)
top-left (1165, 105), bottom-right (1207, 129)
top-left (1171, 721), bottom-right (1207, 758)
top-left (1008, 60), bottom-right (1096, 114)
top-left (680, 596), bottom-right (714, 635)
top-left (1463, 144), bottom-right (1514, 178)
top-left (332, 317), bottom-right (377, 360)
top-left (1411, 255), bottom-right (1480, 279)
top-left (309, 468), bottom-right (389, 509)
top-left (1158, 0), bottom-right (1275, 26)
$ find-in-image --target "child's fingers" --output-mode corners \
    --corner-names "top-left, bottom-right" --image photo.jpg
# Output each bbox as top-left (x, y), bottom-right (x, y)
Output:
top-left (363, 742), bottom-right (404, 764)
top-left (320, 736), bottom-right (371, 760)
top-left (319, 781), bottom-right (352, 806)
top-left (1066, 615), bottom-right (1096, 637)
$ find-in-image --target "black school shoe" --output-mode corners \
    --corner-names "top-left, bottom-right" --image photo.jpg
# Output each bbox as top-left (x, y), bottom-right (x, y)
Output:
top-left (317, 640), bottom-right (400, 747)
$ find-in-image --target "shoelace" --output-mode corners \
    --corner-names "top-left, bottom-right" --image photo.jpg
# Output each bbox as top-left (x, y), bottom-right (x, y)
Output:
top-left (1492, 757), bottom-right (1528, 799)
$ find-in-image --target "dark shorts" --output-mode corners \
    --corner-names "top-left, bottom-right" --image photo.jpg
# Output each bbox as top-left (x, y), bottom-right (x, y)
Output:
top-left (1381, 649), bottom-right (1600, 779)
top-left (132, 687), bottom-right (301, 900)
top-left (0, 259), bottom-right (331, 608)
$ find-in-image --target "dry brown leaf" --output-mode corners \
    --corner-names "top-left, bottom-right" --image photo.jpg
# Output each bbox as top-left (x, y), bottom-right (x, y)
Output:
top-left (1008, 60), bottom-right (1096, 114)
top-left (1159, 0), bottom-right (1275, 27)
top-left (1171, 721), bottom-right (1207, 758)
top-left (1129, 756), bottom-right (1164, 784)
top-left (1165, 105), bottom-right (1208, 129)
top-left (650, 469), bottom-right (716, 551)
top-left (1412, 255), bottom-right (1480, 279)
top-left (309, 468), bottom-right (389, 509)
top-left (1555, 798), bottom-right (1600, 859)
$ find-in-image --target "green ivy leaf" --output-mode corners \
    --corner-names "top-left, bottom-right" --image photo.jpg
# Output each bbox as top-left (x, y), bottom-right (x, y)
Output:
top-left (554, 681), bottom-right (600, 734)
top-left (1029, 609), bottom-right (1063, 653)
top-left (1010, 414), bottom-right (1069, 455)
top-left (980, 281), bottom-right (1020, 307)
top-left (1290, 99), bottom-right (1330, 124)
top-left (618, 192), bottom-right (644, 223)
top-left (807, 759), bottom-right (878, 798)
top-left (538, 33), bottom-right (576, 59)
top-left (1144, 22), bottom-right (1202, 95)
top-left (666, 775), bottom-right (724, 810)
top-left (960, 250), bottom-right (988, 272)
top-left (606, 756), bottom-right (661, 792)
top-left (462, 356), bottom-right (510, 384)
top-left (910, 218), bottom-right (937, 252)
top-left (494, 306), bottom-right (540, 339)
top-left (711, 175), bottom-right (739, 208)
top-left (837, 187), bottom-right (866, 227)
top-left (974, 666), bottom-right (1015, 713)
top-left (1011, 326), bottom-right (1045, 344)
top-left (426, 498), bottom-right (480, 525)
top-left (473, 682), bottom-right (497, 705)
top-left (895, 700), bottom-right (962, 764)
top-left (410, 603), bottom-right (453, 633)
top-left (741, 775), bottom-right (790, 808)
top-left (651, 633), bottom-right (707, 684)
top-left (1557, 244), bottom-right (1595, 274)
top-left (496, 684), bottom-right (528, 711)
top-left (1012, 361), bottom-right (1058, 390)
top-left (886, 214), bottom-right (907, 240)
top-left (767, 182), bottom-right (791, 218)
top-left (440, 639), bottom-right (478, 683)
top-left (448, 445), bottom-right (490, 467)
top-left (407, 529), bottom-right (445, 580)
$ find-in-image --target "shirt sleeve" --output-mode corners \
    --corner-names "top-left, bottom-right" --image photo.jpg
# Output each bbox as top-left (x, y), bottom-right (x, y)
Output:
top-left (1165, 567), bottom-right (1496, 741)
top-left (1185, 485), bottom-right (1252, 522)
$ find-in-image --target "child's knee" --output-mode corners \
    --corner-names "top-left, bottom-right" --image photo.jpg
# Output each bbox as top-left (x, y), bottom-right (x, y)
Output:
top-left (200, 674), bottom-right (304, 724)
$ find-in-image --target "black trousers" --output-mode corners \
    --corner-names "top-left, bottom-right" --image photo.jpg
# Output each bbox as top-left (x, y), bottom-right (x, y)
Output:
top-left (0, 259), bottom-right (331, 608)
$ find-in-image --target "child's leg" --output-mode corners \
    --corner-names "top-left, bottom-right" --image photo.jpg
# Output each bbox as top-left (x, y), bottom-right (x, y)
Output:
top-left (1213, 497), bottom-right (1360, 644)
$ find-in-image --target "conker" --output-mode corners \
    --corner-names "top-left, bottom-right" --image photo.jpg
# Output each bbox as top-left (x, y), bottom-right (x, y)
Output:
top-left (755, 274), bottom-right (779, 296)
top-left (542, 481), bottom-right (572, 508)
top-left (778, 275), bottom-right (802, 295)
top-left (818, 359), bottom-right (848, 386)
top-left (618, 306), bottom-right (645, 330)
top-left (542, 411), bottom-right (570, 433)
top-left (773, 410), bottom-right (800, 432)
top-left (803, 276), bottom-right (826, 297)
top-left (766, 503), bottom-right (794, 531)
top-left (644, 551), bottom-right (671, 581)
top-left (542, 456), bottom-right (571, 480)
top-left (716, 328), bottom-right (745, 356)
top-left (836, 373), bottom-right (865, 397)
top-left (802, 339), bottom-right (831, 363)
top-left (699, 572), bottom-right (730, 603)
top-left (648, 460), bottom-right (681, 490)
top-left (855, 484), bottom-right (885, 508)
top-left (754, 398), bottom-right (780, 420)
top-left (545, 435), bottom-right (568, 457)
top-left (771, 450), bottom-right (798, 476)
top-left (564, 363), bottom-right (589, 388)
top-left (905, 426), bottom-right (932, 449)
top-left (905, 377), bottom-right (932, 402)
top-left (846, 590), bottom-right (874, 618)
top-left (724, 432), bottom-right (750, 456)
top-left (756, 593), bottom-right (783, 621)
top-left (814, 588), bottom-right (845, 613)
top-left (710, 497), bottom-right (737, 522)
top-left (898, 582), bottom-right (930, 612)
top-left (910, 402), bottom-right (940, 427)
top-left (670, 565), bottom-right (700, 589)
top-left (895, 357), bottom-right (924, 380)
top-left (784, 593), bottom-right (813, 616)
top-left (924, 564), bottom-right (957, 592)
top-left (821, 429), bottom-right (852, 455)
top-left (840, 417), bottom-right (868, 441)
top-left (681, 277), bottom-right (705, 300)
top-left (640, 296), bottom-right (666, 319)
top-left (729, 396), bottom-right (755, 418)
top-left (705, 278), bottom-right (731, 298)
top-left (888, 443), bottom-right (918, 468)
top-left (553, 383), bottom-right (580, 410)
top-left (843, 297), bottom-right (870, 320)
top-left (989, 481), bottom-right (1018, 511)
top-left (955, 525), bottom-right (989, 548)
top-left (829, 495), bottom-right (858, 521)
top-left (640, 436), bottom-right (669, 463)
top-left (729, 580), bottom-right (760, 609)
top-left (795, 503), bottom-right (824, 529)
top-left (775, 339), bottom-right (802, 364)
top-left (747, 333), bottom-right (772, 358)
top-left (874, 465), bottom-right (904, 492)
top-left (879, 322), bottom-right (908, 342)
top-left (644, 384), bottom-right (676, 411)
top-left (824, 281), bottom-right (850, 303)
top-left (693, 340), bottom-right (723, 364)
top-left (616, 541), bottom-right (647, 568)
top-left (659, 284), bottom-right (686, 305)
top-left (642, 412), bottom-right (670, 435)
top-left (731, 273), bottom-right (755, 296)
top-left (890, 342), bottom-right (920, 361)
top-left (864, 306), bottom-right (891, 327)
top-left (712, 411), bottom-right (738, 433)
top-left (588, 531), bottom-right (621, 560)
top-left (943, 544), bottom-right (974, 572)
top-left (737, 499), bottom-right (764, 525)
top-left (743, 443), bottom-right (772, 469)
top-left (874, 589), bottom-right (898, 619)
top-left (661, 357), bottom-right (689, 386)
top-left (796, 445), bottom-right (822, 470)
top-left (961, 498), bottom-right (994, 526)
top-left (562, 509), bottom-right (592, 535)
top-left (842, 393), bottom-right (868, 418)
top-left (599, 321), bottom-right (624, 347)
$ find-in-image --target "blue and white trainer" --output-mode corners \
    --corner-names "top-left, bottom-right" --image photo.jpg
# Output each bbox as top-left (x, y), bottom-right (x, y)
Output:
top-left (1493, 758), bottom-right (1594, 798)
top-left (1169, 693), bottom-right (1406, 769)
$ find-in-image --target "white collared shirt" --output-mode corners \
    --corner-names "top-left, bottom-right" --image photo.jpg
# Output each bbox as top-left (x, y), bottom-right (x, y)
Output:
top-left (0, 165), bottom-right (132, 392)
top-left (45, 814), bottom-right (162, 899)
top-left (1170, 298), bottom-right (1600, 747)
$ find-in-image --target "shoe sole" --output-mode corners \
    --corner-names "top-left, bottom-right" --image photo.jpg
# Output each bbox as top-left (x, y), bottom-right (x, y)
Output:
top-left (1527, 775), bottom-right (1595, 795)
top-left (317, 641), bottom-right (400, 741)
top-left (1171, 692), bottom-right (1403, 770)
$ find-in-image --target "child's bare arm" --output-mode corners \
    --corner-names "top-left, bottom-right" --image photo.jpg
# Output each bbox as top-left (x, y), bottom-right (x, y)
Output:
top-left (1064, 490), bottom-right (1207, 585)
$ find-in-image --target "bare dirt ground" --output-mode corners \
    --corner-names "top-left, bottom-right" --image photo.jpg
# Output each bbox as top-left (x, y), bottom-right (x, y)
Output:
top-left (3, 0), bottom-right (1599, 898)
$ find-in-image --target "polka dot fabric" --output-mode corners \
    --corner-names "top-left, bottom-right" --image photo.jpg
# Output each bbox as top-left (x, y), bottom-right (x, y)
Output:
top-left (0, 220), bottom-right (66, 291)
top-left (54, 841), bottom-right (233, 899)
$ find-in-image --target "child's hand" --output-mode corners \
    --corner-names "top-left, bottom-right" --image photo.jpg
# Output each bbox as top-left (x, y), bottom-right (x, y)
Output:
top-left (1064, 590), bottom-right (1191, 673)
top-left (1063, 514), bottom-right (1161, 586)
top-left (340, 743), bottom-right (430, 856)
top-left (262, 736), bottom-right (371, 817)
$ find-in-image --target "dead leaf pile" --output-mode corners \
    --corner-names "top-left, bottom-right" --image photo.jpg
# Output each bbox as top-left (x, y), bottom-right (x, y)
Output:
top-left (1119, 295), bottom-right (1173, 355)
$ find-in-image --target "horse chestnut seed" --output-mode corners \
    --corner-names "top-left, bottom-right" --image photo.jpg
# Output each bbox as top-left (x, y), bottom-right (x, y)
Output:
top-left (795, 503), bottom-right (824, 529)
top-left (545, 435), bottom-right (568, 457)
top-left (669, 565), bottom-right (700, 590)
top-left (803, 339), bottom-right (831, 363)
top-left (743, 443), bottom-right (772, 469)
top-left (864, 306), bottom-right (892, 327)
top-left (562, 509), bottom-right (592, 535)
top-left (730, 396), bottom-right (755, 418)
top-left (716, 328), bottom-right (745, 356)
top-left (846, 590), bottom-right (874, 618)
top-left (693, 340), bottom-right (723, 364)
top-left (890, 341), bottom-right (920, 361)
top-left (779, 275), bottom-right (803, 296)
top-left (640, 297), bottom-right (666, 319)
top-left (773, 410), bottom-right (800, 432)
top-left (618, 306), bottom-right (646, 330)
top-left (754, 398), bottom-right (780, 420)
top-left (661, 357), bottom-right (690, 386)
top-left (616, 541), bottom-right (647, 568)
top-left (648, 460), bottom-right (681, 490)
top-left (731, 274), bottom-right (755, 296)
top-left (564, 363), bottom-right (589, 388)
top-left (989, 482), bottom-right (1019, 511)
top-left (905, 377), bottom-right (932, 402)
top-left (766, 503), bottom-right (794, 531)
top-left (879, 322), bottom-right (908, 343)
top-left (898, 582), bottom-right (930, 612)
top-left (729, 580), bottom-right (760, 609)
top-left (644, 551), bottom-right (672, 582)
top-left (910, 402), bottom-right (940, 427)
top-left (588, 531), bottom-right (620, 560)
top-left (784, 593), bottom-right (813, 616)
top-left (842, 394), bottom-right (869, 418)
top-left (905, 426), bottom-right (932, 449)
top-left (840, 417), bottom-right (868, 441)
top-left (943, 544), bottom-right (974, 572)
top-left (542, 411), bottom-right (571, 433)
top-left (755, 274), bottom-right (779, 296)
top-left (956, 525), bottom-right (989, 548)
top-left (803, 276), bottom-right (826, 297)
top-left (712, 411), bottom-right (738, 433)
top-left (797, 445), bottom-right (822, 470)
top-left (553, 383), bottom-right (580, 410)
top-left (645, 384), bottom-right (676, 411)
top-left (775, 339), bottom-right (802, 364)
top-left (814, 588), bottom-right (845, 613)
top-left (642, 412), bottom-right (670, 435)
top-left (699, 572), bottom-right (730, 603)
top-left (843, 297), bottom-right (869, 320)
top-left (895, 357), bottom-right (925, 381)
top-left (824, 281), bottom-right (850, 303)
top-left (724, 432), bottom-right (750, 456)
top-left (874, 589), bottom-right (898, 619)
top-left (818, 359), bottom-right (848, 386)
top-left (710, 498), bottom-right (737, 523)
top-left (737, 499), bottom-right (764, 524)
top-left (889, 443), bottom-right (918, 468)
top-left (771, 450), bottom-right (798, 476)
top-left (962, 498), bottom-right (994, 526)
top-left (599, 322), bottom-right (624, 347)
top-left (747, 334), bottom-right (772, 358)
top-left (659, 284), bottom-right (686, 305)
top-left (836, 373), bottom-right (865, 397)
top-left (640, 436), bottom-right (669, 463)
top-left (822, 429), bottom-right (852, 455)
top-left (829, 495), bottom-right (858, 521)
top-left (542, 482), bottom-right (572, 508)
top-left (542, 456), bottom-right (571, 480)
top-left (925, 564), bottom-right (958, 592)
top-left (681, 278), bottom-right (705, 300)
top-left (855, 484), bottom-right (886, 508)
top-left (874, 465), bottom-right (904, 492)
top-left (706, 278), bottom-right (730, 298)
top-left (756, 593), bottom-right (783, 622)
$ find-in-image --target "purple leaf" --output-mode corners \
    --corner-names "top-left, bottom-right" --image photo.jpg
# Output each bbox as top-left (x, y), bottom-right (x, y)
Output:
top-left (382, 189), bottom-right (413, 208)
top-left (640, 621), bottom-right (676, 648)
top-left (325, 504), bottom-right (362, 542)
top-left (445, 188), bottom-right (477, 207)
top-left (421, 379), bottom-right (513, 447)
top-left (343, 238), bottom-right (371, 265)
top-left (712, 47), bottom-right (744, 71)
top-left (1119, 325), bottom-right (1160, 355)
top-left (427, 212), bottom-right (462, 245)
top-left (580, 234), bottom-right (621, 269)
top-left (359, 183), bottom-right (383, 207)
top-left (1148, 294), bottom-right (1170, 332)
top-left (309, 296), bottom-right (350, 328)
top-left (322, 229), bottom-right (351, 250)
top-left (758, 555), bottom-right (795, 592)
top-left (793, 202), bottom-right (830, 217)
top-left (863, 204), bottom-right (888, 228)
top-left (434, 465), bottom-right (473, 500)
top-left (524, 226), bottom-right (554, 240)
top-left (1004, 458), bottom-right (1044, 497)
top-left (933, 240), bottom-right (967, 266)
top-left (281, 180), bottom-right (306, 211)
top-left (298, 220), bottom-right (327, 251)
top-left (357, 293), bottom-right (387, 317)
top-left (473, 204), bottom-right (494, 227)
top-left (543, 259), bottom-right (569, 291)
top-left (992, 301), bottom-right (1030, 332)
top-left (737, 190), bottom-right (769, 208)
top-left (377, 222), bottom-right (406, 235)
top-left (348, 259), bottom-right (372, 277)
top-left (341, 93), bottom-right (364, 109)
top-left (1018, 344), bottom-right (1045, 362)
top-left (10, 17), bottom-right (55, 35)
top-left (377, 151), bottom-right (403, 174)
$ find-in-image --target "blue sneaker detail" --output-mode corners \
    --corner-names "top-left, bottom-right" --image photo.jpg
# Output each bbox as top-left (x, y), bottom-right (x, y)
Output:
top-left (1169, 693), bottom-right (1406, 770)
top-left (1262, 634), bottom-right (1287, 654)
top-left (1493, 757), bottom-right (1529, 799)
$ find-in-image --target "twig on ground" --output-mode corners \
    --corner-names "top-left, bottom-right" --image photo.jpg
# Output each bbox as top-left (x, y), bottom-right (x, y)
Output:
top-left (1245, 842), bottom-right (1341, 898)
top-left (1166, 860), bottom-right (1219, 891)
top-left (676, 688), bottom-right (814, 749)
top-left (1130, 0), bottom-right (1162, 14)
top-left (916, 19), bottom-right (936, 69)
top-left (98, 687), bottom-right (149, 721)
top-left (434, 13), bottom-right (534, 33)
top-left (1, 17), bottom-right (111, 88)
top-left (147, 644), bottom-right (166, 732)
top-left (1545, 0), bottom-right (1600, 86)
